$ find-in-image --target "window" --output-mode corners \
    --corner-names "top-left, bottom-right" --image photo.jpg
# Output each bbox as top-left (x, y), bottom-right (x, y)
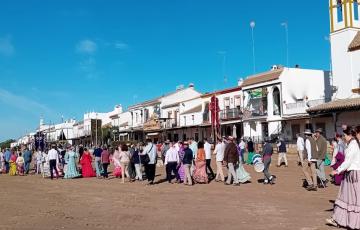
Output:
top-left (235, 96), bottom-right (241, 109)
top-left (355, 0), bottom-right (359, 20)
top-left (224, 97), bottom-right (230, 110)
top-left (337, 0), bottom-right (343, 22)
top-left (273, 87), bottom-right (281, 115)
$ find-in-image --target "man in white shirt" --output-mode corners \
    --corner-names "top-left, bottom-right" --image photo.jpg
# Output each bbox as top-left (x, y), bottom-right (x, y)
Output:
top-left (239, 138), bottom-right (246, 164)
top-left (48, 145), bottom-right (59, 180)
top-left (296, 133), bottom-right (305, 166)
top-left (143, 139), bottom-right (157, 185)
top-left (302, 130), bottom-right (318, 191)
top-left (213, 138), bottom-right (225, 182)
top-left (204, 138), bottom-right (215, 179)
top-left (164, 142), bottom-right (180, 183)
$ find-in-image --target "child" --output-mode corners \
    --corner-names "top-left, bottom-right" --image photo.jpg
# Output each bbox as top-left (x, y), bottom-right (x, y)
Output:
top-left (262, 137), bottom-right (275, 184)
top-left (16, 152), bottom-right (25, 176)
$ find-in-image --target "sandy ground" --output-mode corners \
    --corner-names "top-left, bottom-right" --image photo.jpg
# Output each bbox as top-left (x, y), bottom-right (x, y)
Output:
top-left (0, 155), bottom-right (338, 230)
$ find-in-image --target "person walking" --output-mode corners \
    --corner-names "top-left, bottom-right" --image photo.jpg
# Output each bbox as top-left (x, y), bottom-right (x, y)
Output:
top-left (0, 149), bottom-right (5, 173)
top-left (63, 146), bottom-right (80, 179)
top-left (296, 133), bottom-right (305, 166)
top-left (80, 148), bottom-right (95, 178)
top-left (246, 138), bottom-right (255, 165)
top-left (4, 148), bottom-right (11, 173)
top-left (204, 138), bottom-right (215, 179)
top-left (22, 148), bottom-right (32, 174)
top-left (93, 146), bottom-right (103, 178)
top-left (276, 137), bottom-right (288, 167)
top-left (314, 128), bottom-right (328, 186)
top-left (302, 129), bottom-right (318, 191)
top-left (262, 137), bottom-right (275, 184)
top-left (223, 136), bottom-right (239, 186)
top-left (119, 145), bottom-right (131, 183)
top-left (213, 138), bottom-right (225, 182)
top-left (326, 126), bottom-right (360, 229)
top-left (16, 152), bottom-right (25, 176)
top-left (239, 138), bottom-right (246, 164)
top-left (143, 139), bottom-right (157, 185)
top-left (193, 141), bottom-right (208, 184)
top-left (48, 145), bottom-right (59, 180)
top-left (164, 142), bottom-right (180, 183)
top-left (35, 149), bottom-right (43, 174)
top-left (182, 141), bottom-right (193, 186)
top-left (132, 144), bottom-right (143, 181)
top-left (101, 147), bottom-right (111, 179)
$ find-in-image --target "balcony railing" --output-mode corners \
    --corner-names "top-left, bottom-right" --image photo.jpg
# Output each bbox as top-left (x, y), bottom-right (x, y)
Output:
top-left (220, 108), bottom-right (242, 120)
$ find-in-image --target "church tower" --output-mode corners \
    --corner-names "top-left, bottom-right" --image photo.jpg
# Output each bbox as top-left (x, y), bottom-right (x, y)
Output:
top-left (329, 0), bottom-right (360, 99)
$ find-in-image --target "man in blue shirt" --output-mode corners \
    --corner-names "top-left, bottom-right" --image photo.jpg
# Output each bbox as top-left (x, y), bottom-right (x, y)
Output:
top-left (23, 148), bottom-right (32, 174)
top-left (93, 146), bottom-right (103, 177)
top-left (4, 148), bottom-right (11, 173)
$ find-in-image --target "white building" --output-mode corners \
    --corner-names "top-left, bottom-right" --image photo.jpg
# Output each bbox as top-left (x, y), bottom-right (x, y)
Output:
top-left (241, 66), bottom-right (331, 141)
top-left (307, 0), bottom-right (360, 134)
top-left (124, 84), bottom-right (202, 142)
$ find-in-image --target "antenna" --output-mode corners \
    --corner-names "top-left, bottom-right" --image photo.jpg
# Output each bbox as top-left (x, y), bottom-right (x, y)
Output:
top-left (250, 21), bottom-right (256, 74)
top-left (281, 22), bottom-right (289, 67)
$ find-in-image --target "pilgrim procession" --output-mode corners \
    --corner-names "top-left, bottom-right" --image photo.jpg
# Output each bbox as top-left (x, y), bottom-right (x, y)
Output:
top-left (1, 0), bottom-right (360, 229)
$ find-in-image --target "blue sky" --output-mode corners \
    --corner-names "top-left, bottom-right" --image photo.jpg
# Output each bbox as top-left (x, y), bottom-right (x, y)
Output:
top-left (0, 0), bottom-right (331, 141)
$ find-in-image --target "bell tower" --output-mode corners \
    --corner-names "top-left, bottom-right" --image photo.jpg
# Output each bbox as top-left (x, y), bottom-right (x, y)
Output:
top-left (329, 0), bottom-right (360, 99)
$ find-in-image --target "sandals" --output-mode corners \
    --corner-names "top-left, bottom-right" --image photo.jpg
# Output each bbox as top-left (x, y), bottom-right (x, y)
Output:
top-left (325, 218), bottom-right (338, 227)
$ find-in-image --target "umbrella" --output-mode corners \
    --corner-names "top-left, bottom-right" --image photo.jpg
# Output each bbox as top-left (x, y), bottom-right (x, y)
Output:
top-left (232, 125), bottom-right (237, 139)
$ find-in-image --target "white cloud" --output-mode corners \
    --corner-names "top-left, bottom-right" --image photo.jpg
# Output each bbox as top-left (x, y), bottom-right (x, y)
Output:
top-left (76, 39), bottom-right (97, 54)
top-left (0, 35), bottom-right (15, 57)
top-left (0, 88), bottom-right (52, 116)
top-left (114, 41), bottom-right (129, 50)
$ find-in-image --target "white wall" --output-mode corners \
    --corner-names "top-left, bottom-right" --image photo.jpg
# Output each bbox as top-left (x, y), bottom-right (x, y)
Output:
top-left (281, 68), bottom-right (331, 115)
top-left (331, 29), bottom-right (360, 99)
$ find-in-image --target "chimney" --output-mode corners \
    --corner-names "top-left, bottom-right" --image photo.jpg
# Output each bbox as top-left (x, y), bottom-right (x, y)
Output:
top-left (237, 78), bottom-right (244, 86)
top-left (188, 83), bottom-right (194, 88)
top-left (295, 64), bottom-right (300, 68)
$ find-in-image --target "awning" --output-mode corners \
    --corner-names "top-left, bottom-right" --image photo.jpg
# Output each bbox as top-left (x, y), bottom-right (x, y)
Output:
top-left (146, 132), bottom-right (159, 136)
top-left (307, 97), bottom-right (360, 115)
top-left (180, 104), bottom-right (202, 115)
top-left (119, 133), bottom-right (128, 137)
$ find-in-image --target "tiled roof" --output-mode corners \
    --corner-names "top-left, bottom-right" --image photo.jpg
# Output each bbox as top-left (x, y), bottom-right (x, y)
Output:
top-left (241, 68), bottom-right (283, 87)
top-left (307, 97), bottom-right (360, 114)
top-left (349, 32), bottom-right (360, 52)
top-left (201, 86), bottom-right (241, 98)
top-left (180, 105), bottom-right (202, 115)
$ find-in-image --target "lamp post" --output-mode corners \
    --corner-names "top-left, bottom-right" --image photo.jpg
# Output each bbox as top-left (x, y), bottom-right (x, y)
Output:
top-left (250, 21), bottom-right (256, 74)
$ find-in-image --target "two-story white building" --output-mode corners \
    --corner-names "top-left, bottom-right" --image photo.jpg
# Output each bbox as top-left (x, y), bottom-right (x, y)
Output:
top-left (241, 66), bottom-right (331, 141)
top-left (125, 84), bottom-right (201, 142)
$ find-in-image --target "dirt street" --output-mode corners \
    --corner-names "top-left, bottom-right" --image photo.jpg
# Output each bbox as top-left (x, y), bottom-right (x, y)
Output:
top-left (0, 155), bottom-right (337, 230)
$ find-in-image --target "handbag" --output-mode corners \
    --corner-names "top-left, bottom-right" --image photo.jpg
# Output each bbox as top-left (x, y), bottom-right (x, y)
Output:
top-left (141, 144), bottom-right (153, 164)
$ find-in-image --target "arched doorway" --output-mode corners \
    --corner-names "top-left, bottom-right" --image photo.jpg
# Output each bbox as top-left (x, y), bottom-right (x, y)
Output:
top-left (273, 87), bottom-right (281, 115)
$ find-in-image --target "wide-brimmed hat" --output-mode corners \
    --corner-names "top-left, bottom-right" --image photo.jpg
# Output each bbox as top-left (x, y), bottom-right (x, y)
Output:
top-left (315, 128), bottom-right (323, 133)
top-left (304, 129), bottom-right (313, 135)
top-left (183, 141), bottom-right (189, 145)
top-left (228, 136), bottom-right (234, 140)
top-left (165, 140), bottom-right (170, 144)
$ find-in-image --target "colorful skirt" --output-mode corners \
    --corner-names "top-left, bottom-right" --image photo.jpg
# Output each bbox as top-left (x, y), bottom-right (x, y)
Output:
top-left (9, 161), bottom-right (17, 176)
top-left (246, 152), bottom-right (255, 165)
top-left (177, 163), bottom-right (185, 181)
top-left (333, 170), bottom-right (360, 229)
top-left (17, 164), bottom-right (24, 176)
top-left (113, 166), bottom-right (122, 178)
top-left (193, 160), bottom-right (208, 184)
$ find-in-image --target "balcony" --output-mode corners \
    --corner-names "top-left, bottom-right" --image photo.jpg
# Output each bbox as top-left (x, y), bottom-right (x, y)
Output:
top-left (162, 119), bottom-right (178, 129)
top-left (220, 108), bottom-right (242, 120)
top-left (285, 99), bottom-right (325, 115)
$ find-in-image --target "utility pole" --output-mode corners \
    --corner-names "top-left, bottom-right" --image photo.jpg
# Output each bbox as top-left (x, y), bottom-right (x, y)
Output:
top-left (250, 21), bottom-right (256, 74)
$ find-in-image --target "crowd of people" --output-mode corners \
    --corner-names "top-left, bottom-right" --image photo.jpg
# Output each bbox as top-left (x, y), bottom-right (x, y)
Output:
top-left (1, 125), bottom-right (360, 229)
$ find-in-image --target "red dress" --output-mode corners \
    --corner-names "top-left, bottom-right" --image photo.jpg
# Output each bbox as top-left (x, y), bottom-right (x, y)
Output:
top-left (80, 153), bottom-right (95, 177)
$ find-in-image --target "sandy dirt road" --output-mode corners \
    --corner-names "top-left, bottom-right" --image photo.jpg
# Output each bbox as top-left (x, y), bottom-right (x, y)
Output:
top-left (0, 155), bottom-right (337, 230)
